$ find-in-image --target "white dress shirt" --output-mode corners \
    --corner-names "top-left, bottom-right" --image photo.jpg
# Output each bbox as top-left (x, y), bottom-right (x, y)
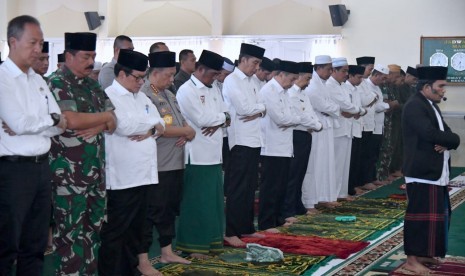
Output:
top-left (177, 76), bottom-right (227, 165)
top-left (343, 81), bottom-right (363, 138)
top-left (223, 68), bottom-right (265, 149)
top-left (287, 84), bottom-right (322, 132)
top-left (327, 76), bottom-right (362, 138)
top-left (304, 72), bottom-right (340, 129)
top-left (104, 80), bottom-right (165, 190)
top-left (0, 58), bottom-right (63, 156)
top-left (251, 74), bottom-right (267, 90)
top-left (358, 79), bottom-right (377, 132)
top-left (365, 78), bottom-right (389, 134)
top-left (259, 78), bottom-right (301, 157)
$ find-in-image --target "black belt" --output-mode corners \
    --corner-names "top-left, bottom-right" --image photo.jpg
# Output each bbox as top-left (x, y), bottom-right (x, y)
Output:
top-left (0, 152), bottom-right (49, 163)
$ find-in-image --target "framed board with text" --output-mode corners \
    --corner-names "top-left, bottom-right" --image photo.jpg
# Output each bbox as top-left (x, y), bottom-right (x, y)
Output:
top-left (420, 36), bottom-right (465, 85)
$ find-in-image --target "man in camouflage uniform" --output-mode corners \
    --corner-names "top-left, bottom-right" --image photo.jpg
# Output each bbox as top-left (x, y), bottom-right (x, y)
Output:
top-left (47, 32), bottom-right (116, 275)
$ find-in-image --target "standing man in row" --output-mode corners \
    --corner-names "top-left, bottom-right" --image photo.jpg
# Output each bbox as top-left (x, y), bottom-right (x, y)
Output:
top-left (223, 43), bottom-right (266, 246)
top-left (98, 35), bottom-right (134, 89)
top-left (176, 50), bottom-right (229, 257)
top-left (31, 41), bottom-right (50, 80)
top-left (283, 62), bottom-right (322, 220)
top-left (138, 51), bottom-right (194, 275)
top-left (402, 66), bottom-right (460, 274)
top-left (48, 32), bottom-right (117, 275)
top-left (0, 15), bottom-right (66, 275)
top-left (174, 49), bottom-right (196, 90)
top-left (98, 49), bottom-right (165, 275)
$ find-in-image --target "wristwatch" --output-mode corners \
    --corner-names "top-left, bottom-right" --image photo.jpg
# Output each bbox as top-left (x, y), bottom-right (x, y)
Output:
top-left (50, 113), bottom-right (60, 126)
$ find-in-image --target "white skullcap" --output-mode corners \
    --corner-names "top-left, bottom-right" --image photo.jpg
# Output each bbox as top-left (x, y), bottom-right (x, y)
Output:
top-left (332, 57), bottom-right (348, 67)
top-left (93, 61), bottom-right (103, 71)
top-left (373, 64), bottom-right (389, 74)
top-left (314, 55), bottom-right (332, 65)
top-left (222, 61), bottom-right (235, 72)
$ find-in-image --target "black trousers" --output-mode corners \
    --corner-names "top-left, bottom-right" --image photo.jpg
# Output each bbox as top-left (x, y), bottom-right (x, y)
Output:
top-left (348, 136), bottom-right (363, 195)
top-left (222, 137), bottom-right (230, 195)
top-left (0, 159), bottom-right (51, 276)
top-left (98, 185), bottom-right (149, 276)
top-left (142, 170), bottom-right (183, 250)
top-left (359, 132), bottom-right (383, 184)
top-left (225, 146), bottom-right (260, 237)
top-left (282, 130), bottom-right (312, 218)
top-left (258, 156), bottom-right (290, 230)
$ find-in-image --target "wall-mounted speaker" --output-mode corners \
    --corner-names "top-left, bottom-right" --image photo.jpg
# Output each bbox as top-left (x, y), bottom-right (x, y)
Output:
top-left (329, 5), bottom-right (350, 27)
top-left (84, 12), bottom-right (105, 30)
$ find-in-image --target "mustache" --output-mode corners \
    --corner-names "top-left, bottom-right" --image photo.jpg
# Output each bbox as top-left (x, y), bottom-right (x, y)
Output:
top-left (86, 65), bottom-right (94, 70)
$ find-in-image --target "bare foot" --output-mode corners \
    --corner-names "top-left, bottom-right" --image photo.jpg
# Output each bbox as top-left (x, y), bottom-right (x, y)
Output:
top-left (372, 180), bottom-right (389, 186)
top-left (306, 208), bottom-right (320, 215)
top-left (391, 171), bottom-right (403, 177)
top-left (137, 258), bottom-right (162, 276)
top-left (224, 236), bottom-right (246, 247)
top-left (264, 228), bottom-right (280, 233)
top-left (362, 183), bottom-right (377, 190)
top-left (417, 256), bottom-right (443, 265)
top-left (354, 187), bottom-right (365, 195)
top-left (242, 233), bottom-right (266, 238)
top-left (285, 217), bottom-right (298, 223)
top-left (403, 256), bottom-right (432, 275)
top-left (338, 196), bottom-right (355, 201)
top-left (189, 253), bottom-right (210, 259)
top-left (282, 221), bottom-right (293, 227)
top-left (160, 245), bottom-right (191, 264)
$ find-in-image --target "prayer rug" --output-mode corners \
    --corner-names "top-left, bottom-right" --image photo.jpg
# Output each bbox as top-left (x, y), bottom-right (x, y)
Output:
top-left (340, 198), bottom-right (407, 210)
top-left (236, 232), bottom-right (369, 259)
top-left (316, 205), bottom-right (405, 220)
top-left (278, 223), bottom-right (377, 241)
top-left (294, 214), bottom-right (398, 230)
top-left (389, 256), bottom-right (465, 275)
top-left (157, 248), bottom-right (329, 276)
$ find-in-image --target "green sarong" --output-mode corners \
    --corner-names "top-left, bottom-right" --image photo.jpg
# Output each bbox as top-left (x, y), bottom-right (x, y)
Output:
top-left (176, 163), bottom-right (224, 254)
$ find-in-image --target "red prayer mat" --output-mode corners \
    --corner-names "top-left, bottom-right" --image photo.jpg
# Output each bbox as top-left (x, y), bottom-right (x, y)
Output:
top-left (389, 256), bottom-right (465, 275)
top-left (227, 232), bottom-right (369, 259)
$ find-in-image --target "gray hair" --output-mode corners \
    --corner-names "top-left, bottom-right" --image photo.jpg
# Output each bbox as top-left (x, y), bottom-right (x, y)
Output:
top-left (7, 15), bottom-right (40, 47)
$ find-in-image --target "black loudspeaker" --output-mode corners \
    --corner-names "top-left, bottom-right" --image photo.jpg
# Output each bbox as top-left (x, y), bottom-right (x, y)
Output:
top-left (329, 5), bottom-right (350, 27)
top-left (84, 12), bottom-right (105, 30)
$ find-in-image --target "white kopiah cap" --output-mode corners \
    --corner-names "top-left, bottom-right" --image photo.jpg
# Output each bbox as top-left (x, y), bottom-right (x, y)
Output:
top-left (374, 64), bottom-right (389, 74)
top-left (314, 55), bottom-right (332, 65)
top-left (332, 57), bottom-right (348, 67)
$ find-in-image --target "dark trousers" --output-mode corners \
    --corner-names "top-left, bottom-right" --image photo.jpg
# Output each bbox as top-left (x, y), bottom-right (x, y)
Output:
top-left (348, 136), bottom-right (363, 195)
top-left (98, 186), bottom-right (148, 276)
top-left (0, 159), bottom-right (51, 276)
top-left (282, 130), bottom-right (312, 218)
top-left (225, 146), bottom-right (260, 237)
top-left (142, 170), bottom-right (183, 251)
top-left (258, 156), bottom-right (290, 230)
top-left (222, 137), bottom-right (230, 195)
top-left (360, 132), bottom-right (382, 184)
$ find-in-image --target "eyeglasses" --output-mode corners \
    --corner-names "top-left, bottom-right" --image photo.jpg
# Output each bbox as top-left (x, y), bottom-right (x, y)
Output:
top-left (129, 73), bottom-right (145, 82)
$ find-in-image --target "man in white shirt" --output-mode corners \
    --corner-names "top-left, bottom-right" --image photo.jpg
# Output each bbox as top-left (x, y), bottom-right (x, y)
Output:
top-left (344, 65), bottom-right (374, 195)
top-left (361, 64), bottom-right (390, 189)
top-left (176, 50), bottom-right (230, 257)
top-left (222, 43), bottom-right (266, 246)
top-left (258, 60), bottom-right (302, 232)
top-left (327, 58), bottom-right (366, 201)
top-left (98, 49), bottom-right (165, 275)
top-left (402, 66), bottom-right (460, 274)
top-left (0, 15), bottom-right (66, 275)
top-left (252, 56), bottom-right (275, 90)
top-left (301, 55), bottom-right (340, 211)
top-left (283, 62), bottom-right (322, 220)
top-left (98, 35), bottom-right (134, 89)
top-left (214, 57), bottom-right (234, 181)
